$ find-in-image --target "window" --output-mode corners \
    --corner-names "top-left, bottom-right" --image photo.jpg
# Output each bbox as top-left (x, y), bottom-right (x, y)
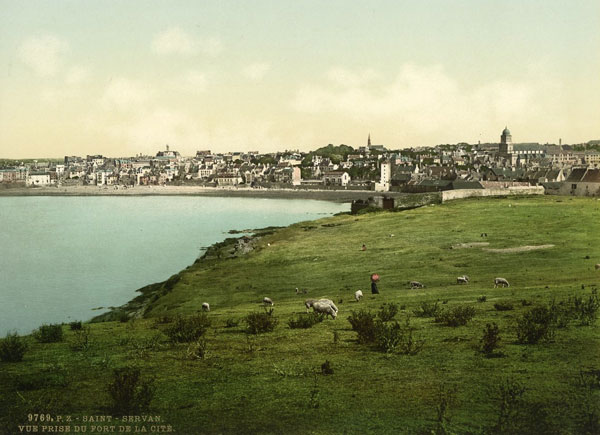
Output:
top-left (571, 184), bottom-right (577, 190)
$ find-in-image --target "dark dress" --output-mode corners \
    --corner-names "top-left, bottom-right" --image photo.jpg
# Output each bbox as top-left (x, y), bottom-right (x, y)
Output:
top-left (371, 281), bottom-right (379, 294)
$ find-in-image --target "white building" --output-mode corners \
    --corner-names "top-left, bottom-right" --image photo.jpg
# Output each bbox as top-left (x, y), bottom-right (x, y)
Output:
top-left (27, 172), bottom-right (51, 186)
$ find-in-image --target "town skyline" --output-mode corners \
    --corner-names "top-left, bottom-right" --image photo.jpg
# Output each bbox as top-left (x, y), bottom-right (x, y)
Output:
top-left (1, 1), bottom-right (599, 159)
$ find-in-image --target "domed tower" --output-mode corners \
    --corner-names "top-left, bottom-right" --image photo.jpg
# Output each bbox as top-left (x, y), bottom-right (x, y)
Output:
top-left (500, 127), bottom-right (513, 154)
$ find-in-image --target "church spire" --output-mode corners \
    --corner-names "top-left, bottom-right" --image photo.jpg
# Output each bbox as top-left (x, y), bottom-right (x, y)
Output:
top-left (368, 133), bottom-right (371, 147)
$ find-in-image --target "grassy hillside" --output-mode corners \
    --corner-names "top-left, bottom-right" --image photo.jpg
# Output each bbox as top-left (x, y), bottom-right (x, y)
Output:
top-left (1, 196), bottom-right (599, 434)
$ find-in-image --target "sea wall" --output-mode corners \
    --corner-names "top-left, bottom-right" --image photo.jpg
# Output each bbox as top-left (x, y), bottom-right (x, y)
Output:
top-left (441, 186), bottom-right (544, 202)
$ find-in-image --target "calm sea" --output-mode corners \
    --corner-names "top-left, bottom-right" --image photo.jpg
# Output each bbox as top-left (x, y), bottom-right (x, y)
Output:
top-left (0, 196), bottom-right (347, 335)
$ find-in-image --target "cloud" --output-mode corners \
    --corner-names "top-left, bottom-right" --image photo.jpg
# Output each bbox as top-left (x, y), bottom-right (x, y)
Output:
top-left (242, 62), bottom-right (271, 81)
top-left (18, 35), bottom-right (68, 77)
top-left (326, 67), bottom-right (379, 87)
top-left (292, 63), bottom-right (560, 142)
top-left (152, 28), bottom-right (222, 56)
top-left (101, 78), bottom-right (153, 111)
top-left (65, 65), bottom-right (91, 86)
top-left (175, 70), bottom-right (208, 93)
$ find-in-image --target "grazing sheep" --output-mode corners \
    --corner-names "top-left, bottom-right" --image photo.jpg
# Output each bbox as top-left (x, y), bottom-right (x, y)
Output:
top-left (410, 281), bottom-right (425, 289)
top-left (457, 275), bottom-right (470, 284)
top-left (304, 299), bottom-right (317, 313)
top-left (312, 301), bottom-right (337, 319)
top-left (595, 264), bottom-right (600, 270)
top-left (318, 299), bottom-right (338, 313)
top-left (201, 302), bottom-right (210, 312)
top-left (494, 278), bottom-right (510, 288)
top-left (295, 287), bottom-right (300, 294)
top-left (355, 290), bottom-right (363, 301)
top-left (263, 297), bottom-right (274, 306)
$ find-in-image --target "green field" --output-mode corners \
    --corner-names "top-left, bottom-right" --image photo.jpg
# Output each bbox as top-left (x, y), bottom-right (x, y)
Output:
top-left (1, 195), bottom-right (599, 434)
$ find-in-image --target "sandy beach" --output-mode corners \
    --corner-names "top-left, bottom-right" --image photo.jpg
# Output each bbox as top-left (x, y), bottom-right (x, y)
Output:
top-left (0, 185), bottom-right (406, 202)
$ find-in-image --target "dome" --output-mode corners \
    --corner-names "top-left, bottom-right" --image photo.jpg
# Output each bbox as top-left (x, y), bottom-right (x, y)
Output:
top-left (502, 127), bottom-right (511, 135)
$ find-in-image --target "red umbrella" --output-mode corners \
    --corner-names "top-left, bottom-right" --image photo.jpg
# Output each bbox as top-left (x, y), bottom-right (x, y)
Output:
top-left (371, 273), bottom-right (380, 282)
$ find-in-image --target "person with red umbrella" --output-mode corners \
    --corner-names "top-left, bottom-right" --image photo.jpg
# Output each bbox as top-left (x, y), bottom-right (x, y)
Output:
top-left (371, 273), bottom-right (380, 294)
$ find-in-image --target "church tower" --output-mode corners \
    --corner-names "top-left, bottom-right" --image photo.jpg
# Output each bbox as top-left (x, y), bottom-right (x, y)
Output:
top-left (368, 134), bottom-right (371, 147)
top-left (500, 127), bottom-right (513, 154)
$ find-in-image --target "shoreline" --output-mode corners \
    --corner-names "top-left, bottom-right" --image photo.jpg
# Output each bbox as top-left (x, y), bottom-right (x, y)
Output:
top-left (0, 185), bottom-right (407, 203)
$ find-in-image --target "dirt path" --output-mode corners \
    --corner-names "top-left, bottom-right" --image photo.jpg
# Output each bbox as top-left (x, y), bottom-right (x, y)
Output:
top-left (484, 244), bottom-right (555, 253)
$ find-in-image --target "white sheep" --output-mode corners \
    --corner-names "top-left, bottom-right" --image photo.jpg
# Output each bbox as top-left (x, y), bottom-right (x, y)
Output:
top-left (494, 278), bottom-right (510, 288)
top-left (312, 301), bottom-right (337, 319)
top-left (263, 297), bottom-right (274, 306)
top-left (304, 298), bottom-right (317, 313)
top-left (595, 264), bottom-right (600, 270)
top-left (457, 275), bottom-right (469, 284)
top-left (355, 290), bottom-right (363, 301)
top-left (318, 298), bottom-right (338, 313)
top-left (410, 281), bottom-right (425, 289)
top-left (201, 302), bottom-right (210, 312)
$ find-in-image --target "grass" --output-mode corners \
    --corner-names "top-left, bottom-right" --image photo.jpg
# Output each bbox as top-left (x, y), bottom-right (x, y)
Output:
top-left (1, 195), bottom-right (599, 434)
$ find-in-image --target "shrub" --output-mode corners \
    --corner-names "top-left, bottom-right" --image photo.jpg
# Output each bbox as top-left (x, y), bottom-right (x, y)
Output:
top-left (70, 326), bottom-right (92, 351)
top-left (477, 295), bottom-right (487, 303)
top-left (521, 299), bottom-right (532, 306)
top-left (413, 301), bottom-right (440, 318)
top-left (347, 310), bottom-right (377, 344)
top-left (245, 311), bottom-right (278, 334)
top-left (494, 302), bottom-right (514, 311)
top-left (435, 305), bottom-right (476, 327)
top-left (493, 378), bottom-right (526, 434)
top-left (321, 360), bottom-right (334, 375)
top-left (377, 303), bottom-right (399, 322)
top-left (33, 324), bottom-right (64, 343)
top-left (434, 384), bottom-right (458, 435)
top-left (480, 323), bottom-right (501, 356)
top-left (165, 314), bottom-right (211, 343)
top-left (118, 312), bottom-right (130, 323)
top-left (374, 321), bottom-right (403, 353)
top-left (572, 290), bottom-right (600, 325)
top-left (153, 315), bottom-right (172, 325)
top-left (0, 333), bottom-right (28, 362)
top-left (69, 321), bottom-right (82, 330)
top-left (225, 318), bottom-right (240, 328)
top-left (185, 339), bottom-right (208, 360)
top-left (515, 306), bottom-right (555, 344)
top-left (288, 313), bottom-right (324, 329)
top-left (108, 367), bottom-right (155, 413)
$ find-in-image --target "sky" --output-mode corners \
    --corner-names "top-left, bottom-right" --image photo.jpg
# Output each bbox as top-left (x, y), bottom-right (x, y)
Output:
top-left (0, 0), bottom-right (598, 158)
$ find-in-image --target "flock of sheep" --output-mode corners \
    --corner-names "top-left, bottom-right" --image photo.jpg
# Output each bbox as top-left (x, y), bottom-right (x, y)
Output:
top-left (198, 275), bottom-right (515, 318)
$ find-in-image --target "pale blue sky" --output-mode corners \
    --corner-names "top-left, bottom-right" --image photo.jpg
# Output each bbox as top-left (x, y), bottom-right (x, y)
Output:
top-left (1, 0), bottom-right (598, 157)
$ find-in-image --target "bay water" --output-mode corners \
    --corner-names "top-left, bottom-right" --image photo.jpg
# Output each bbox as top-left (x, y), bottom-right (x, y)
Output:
top-left (0, 196), bottom-right (347, 335)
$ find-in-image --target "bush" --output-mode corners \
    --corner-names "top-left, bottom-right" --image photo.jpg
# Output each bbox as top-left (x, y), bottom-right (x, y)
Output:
top-left (377, 303), bottom-right (399, 322)
top-left (375, 317), bottom-right (424, 354)
top-left (572, 290), bottom-right (600, 325)
top-left (0, 333), bottom-right (28, 362)
top-left (288, 313), bottom-right (324, 329)
top-left (108, 367), bottom-right (155, 413)
top-left (413, 301), bottom-right (440, 318)
top-left (347, 310), bottom-right (377, 344)
top-left (70, 326), bottom-right (92, 351)
top-left (493, 378), bottom-right (526, 434)
top-left (480, 323), bottom-right (501, 356)
top-left (435, 305), bottom-right (476, 327)
top-left (185, 339), bottom-right (208, 360)
top-left (33, 324), bottom-right (64, 343)
top-left (225, 318), bottom-right (240, 328)
top-left (515, 306), bottom-right (555, 344)
top-left (245, 311), bottom-right (278, 334)
top-left (321, 360), bottom-right (334, 375)
top-left (69, 321), bottom-right (82, 330)
top-left (494, 302), bottom-right (514, 311)
top-left (477, 295), bottom-right (487, 303)
top-left (165, 314), bottom-right (211, 343)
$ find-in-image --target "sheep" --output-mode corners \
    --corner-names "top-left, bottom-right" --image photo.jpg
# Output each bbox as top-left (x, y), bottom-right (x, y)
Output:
top-left (263, 297), bottom-right (274, 306)
top-left (318, 298), bottom-right (338, 314)
top-left (494, 278), bottom-right (510, 288)
top-left (595, 264), bottom-right (600, 270)
top-left (295, 287), bottom-right (300, 294)
top-left (201, 302), bottom-right (210, 312)
top-left (355, 290), bottom-right (363, 301)
top-left (457, 275), bottom-right (469, 284)
top-left (312, 301), bottom-right (337, 319)
top-left (304, 298), bottom-right (317, 313)
top-left (410, 281), bottom-right (425, 289)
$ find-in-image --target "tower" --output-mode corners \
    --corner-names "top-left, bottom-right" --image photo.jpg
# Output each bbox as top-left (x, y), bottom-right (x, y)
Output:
top-left (500, 127), bottom-right (513, 154)
top-left (368, 134), bottom-right (371, 147)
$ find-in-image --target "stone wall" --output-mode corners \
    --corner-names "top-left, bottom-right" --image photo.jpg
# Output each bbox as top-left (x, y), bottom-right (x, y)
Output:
top-left (441, 186), bottom-right (544, 202)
